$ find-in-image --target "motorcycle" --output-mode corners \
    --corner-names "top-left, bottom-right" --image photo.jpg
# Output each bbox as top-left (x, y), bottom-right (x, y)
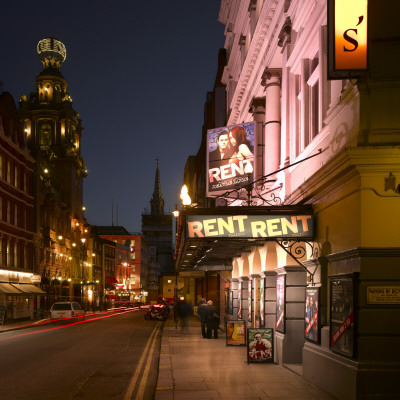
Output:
top-left (144, 304), bottom-right (169, 321)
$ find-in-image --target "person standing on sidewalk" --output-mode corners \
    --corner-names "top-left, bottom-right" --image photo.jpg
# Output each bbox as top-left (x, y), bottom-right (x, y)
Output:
top-left (197, 298), bottom-right (207, 338)
top-left (177, 299), bottom-right (192, 335)
top-left (205, 300), bottom-right (219, 339)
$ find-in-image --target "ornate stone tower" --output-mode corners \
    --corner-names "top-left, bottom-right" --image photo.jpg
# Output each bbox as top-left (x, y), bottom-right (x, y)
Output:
top-left (19, 38), bottom-right (88, 304)
top-left (20, 38), bottom-right (87, 213)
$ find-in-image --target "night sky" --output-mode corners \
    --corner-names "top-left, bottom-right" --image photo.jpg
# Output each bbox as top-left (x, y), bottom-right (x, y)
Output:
top-left (1, 1), bottom-right (225, 232)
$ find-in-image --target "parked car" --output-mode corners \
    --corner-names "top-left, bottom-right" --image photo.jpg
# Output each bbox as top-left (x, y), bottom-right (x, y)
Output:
top-left (50, 302), bottom-right (85, 320)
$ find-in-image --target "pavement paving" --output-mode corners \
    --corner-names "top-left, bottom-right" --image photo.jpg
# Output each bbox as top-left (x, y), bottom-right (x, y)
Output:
top-left (155, 316), bottom-right (338, 400)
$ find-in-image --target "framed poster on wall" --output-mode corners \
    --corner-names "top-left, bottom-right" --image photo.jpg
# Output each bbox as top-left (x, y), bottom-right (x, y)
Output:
top-left (260, 278), bottom-right (265, 328)
top-left (247, 328), bottom-right (274, 363)
top-left (226, 320), bottom-right (246, 346)
top-left (305, 286), bottom-right (320, 343)
top-left (276, 274), bottom-right (286, 333)
top-left (330, 274), bottom-right (358, 358)
top-left (238, 282), bottom-right (242, 319)
top-left (248, 279), bottom-right (253, 325)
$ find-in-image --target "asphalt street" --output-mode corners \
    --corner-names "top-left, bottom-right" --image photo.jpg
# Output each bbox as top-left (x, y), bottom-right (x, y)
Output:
top-left (0, 308), bottom-right (162, 400)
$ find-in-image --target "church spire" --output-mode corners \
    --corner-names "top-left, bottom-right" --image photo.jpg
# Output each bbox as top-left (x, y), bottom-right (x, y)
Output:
top-left (150, 158), bottom-right (165, 215)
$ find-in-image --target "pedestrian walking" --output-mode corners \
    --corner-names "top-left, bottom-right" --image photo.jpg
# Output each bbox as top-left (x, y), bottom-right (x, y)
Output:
top-left (177, 299), bottom-right (192, 335)
top-left (197, 298), bottom-right (207, 338)
top-left (205, 300), bottom-right (219, 339)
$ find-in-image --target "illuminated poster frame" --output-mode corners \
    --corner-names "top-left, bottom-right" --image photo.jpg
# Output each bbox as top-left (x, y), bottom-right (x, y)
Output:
top-left (247, 328), bottom-right (274, 363)
top-left (276, 275), bottom-right (286, 334)
top-left (226, 320), bottom-right (246, 346)
top-left (259, 278), bottom-right (265, 328)
top-left (328, 0), bottom-right (368, 79)
top-left (248, 279), bottom-right (253, 326)
top-left (305, 286), bottom-right (320, 344)
top-left (329, 273), bottom-right (358, 358)
top-left (207, 122), bottom-right (255, 196)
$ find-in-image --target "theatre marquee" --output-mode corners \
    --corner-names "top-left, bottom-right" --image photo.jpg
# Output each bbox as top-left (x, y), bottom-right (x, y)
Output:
top-left (186, 214), bottom-right (314, 239)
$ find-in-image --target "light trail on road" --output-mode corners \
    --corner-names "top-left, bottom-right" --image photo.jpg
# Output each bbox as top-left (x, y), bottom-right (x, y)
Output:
top-left (0, 308), bottom-right (139, 342)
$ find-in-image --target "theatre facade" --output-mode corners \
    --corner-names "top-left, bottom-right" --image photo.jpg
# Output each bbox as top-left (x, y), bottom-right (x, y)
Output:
top-left (176, 1), bottom-right (400, 399)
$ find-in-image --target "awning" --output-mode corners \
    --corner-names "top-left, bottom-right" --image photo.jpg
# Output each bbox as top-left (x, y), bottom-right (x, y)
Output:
top-left (0, 283), bottom-right (23, 294)
top-left (11, 283), bottom-right (46, 294)
top-left (106, 277), bottom-right (119, 284)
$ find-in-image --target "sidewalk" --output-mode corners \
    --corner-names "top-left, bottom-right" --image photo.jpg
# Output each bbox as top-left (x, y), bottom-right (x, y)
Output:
top-left (0, 317), bottom-right (52, 333)
top-left (156, 316), bottom-right (337, 400)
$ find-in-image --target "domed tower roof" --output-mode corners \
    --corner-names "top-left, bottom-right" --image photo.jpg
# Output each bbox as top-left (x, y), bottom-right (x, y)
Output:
top-left (37, 38), bottom-right (66, 74)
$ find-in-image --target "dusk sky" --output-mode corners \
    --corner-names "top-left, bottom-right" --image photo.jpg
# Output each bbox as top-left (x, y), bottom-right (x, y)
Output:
top-left (1, 1), bottom-right (225, 233)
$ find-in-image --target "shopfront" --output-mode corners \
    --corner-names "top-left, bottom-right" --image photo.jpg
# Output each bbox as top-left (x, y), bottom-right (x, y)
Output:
top-left (0, 270), bottom-right (45, 322)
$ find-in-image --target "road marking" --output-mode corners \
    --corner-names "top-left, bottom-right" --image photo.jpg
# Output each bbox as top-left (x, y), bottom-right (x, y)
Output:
top-left (135, 323), bottom-right (160, 399)
top-left (124, 322), bottom-right (161, 400)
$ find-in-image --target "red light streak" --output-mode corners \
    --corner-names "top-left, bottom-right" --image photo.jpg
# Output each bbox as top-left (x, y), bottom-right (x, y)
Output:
top-left (0, 309), bottom-right (138, 342)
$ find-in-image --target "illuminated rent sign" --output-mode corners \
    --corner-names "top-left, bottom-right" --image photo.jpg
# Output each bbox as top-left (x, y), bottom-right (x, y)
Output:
top-left (328, 0), bottom-right (368, 79)
top-left (186, 215), bottom-right (314, 239)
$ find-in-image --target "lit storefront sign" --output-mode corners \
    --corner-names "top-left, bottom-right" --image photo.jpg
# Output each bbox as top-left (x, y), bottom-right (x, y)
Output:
top-left (186, 214), bottom-right (314, 239)
top-left (328, 0), bottom-right (368, 79)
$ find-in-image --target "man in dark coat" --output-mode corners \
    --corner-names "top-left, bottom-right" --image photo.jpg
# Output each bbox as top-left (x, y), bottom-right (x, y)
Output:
top-left (205, 300), bottom-right (219, 339)
top-left (208, 131), bottom-right (234, 170)
top-left (197, 298), bottom-right (207, 338)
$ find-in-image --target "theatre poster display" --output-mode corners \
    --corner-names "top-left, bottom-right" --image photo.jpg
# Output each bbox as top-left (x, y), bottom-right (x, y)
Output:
top-left (276, 275), bottom-right (286, 333)
top-left (305, 287), bottom-right (320, 343)
top-left (207, 122), bottom-right (255, 196)
top-left (247, 328), bottom-right (274, 363)
top-left (238, 282), bottom-right (242, 319)
top-left (330, 274), bottom-right (357, 358)
top-left (260, 278), bottom-right (265, 328)
top-left (248, 279), bottom-right (252, 325)
top-left (226, 320), bottom-right (246, 346)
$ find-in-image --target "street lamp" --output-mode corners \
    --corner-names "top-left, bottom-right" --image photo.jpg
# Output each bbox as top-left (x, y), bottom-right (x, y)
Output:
top-left (180, 185), bottom-right (191, 207)
top-left (81, 237), bottom-right (86, 307)
top-left (244, 162), bottom-right (254, 205)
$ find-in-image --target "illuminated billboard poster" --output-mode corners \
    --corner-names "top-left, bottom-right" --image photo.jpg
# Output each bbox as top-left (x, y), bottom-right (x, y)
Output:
top-left (328, 0), bottom-right (368, 79)
top-left (247, 328), bottom-right (273, 363)
top-left (276, 275), bottom-right (286, 334)
top-left (207, 122), bottom-right (255, 196)
top-left (226, 320), bottom-right (246, 346)
top-left (305, 287), bottom-right (320, 344)
top-left (186, 214), bottom-right (314, 239)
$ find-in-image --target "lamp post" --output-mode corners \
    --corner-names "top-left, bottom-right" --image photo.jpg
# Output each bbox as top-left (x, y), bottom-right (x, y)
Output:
top-left (244, 162), bottom-right (254, 205)
top-left (81, 237), bottom-right (86, 307)
top-left (172, 204), bottom-right (180, 329)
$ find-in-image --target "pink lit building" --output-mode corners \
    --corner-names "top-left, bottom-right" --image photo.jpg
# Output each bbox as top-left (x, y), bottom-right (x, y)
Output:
top-left (175, 1), bottom-right (400, 399)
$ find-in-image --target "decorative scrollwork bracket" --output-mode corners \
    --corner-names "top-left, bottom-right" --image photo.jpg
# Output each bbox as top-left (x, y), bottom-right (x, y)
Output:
top-left (274, 239), bottom-right (319, 284)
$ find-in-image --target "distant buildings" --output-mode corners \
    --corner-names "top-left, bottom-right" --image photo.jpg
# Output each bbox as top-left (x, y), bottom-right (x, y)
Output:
top-left (92, 226), bottom-right (150, 303)
top-left (141, 161), bottom-right (174, 292)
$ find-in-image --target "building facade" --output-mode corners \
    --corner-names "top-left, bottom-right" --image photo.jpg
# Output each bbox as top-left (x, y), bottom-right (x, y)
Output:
top-left (0, 91), bottom-right (44, 321)
top-left (175, 1), bottom-right (400, 399)
top-left (18, 38), bottom-right (88, 308)
top-left (92, 226), bottom-right (150, 303)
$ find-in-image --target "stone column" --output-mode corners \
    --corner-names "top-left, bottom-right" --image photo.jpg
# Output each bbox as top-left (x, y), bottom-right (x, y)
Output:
top-left (261, 68), bottom-right (282, 178)
top-left (262, 270), bottom-right (277, 329)
top-left (249, 97), bottom-right (266, 182)
top-left (275, 266), bottom-right (307, 365)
